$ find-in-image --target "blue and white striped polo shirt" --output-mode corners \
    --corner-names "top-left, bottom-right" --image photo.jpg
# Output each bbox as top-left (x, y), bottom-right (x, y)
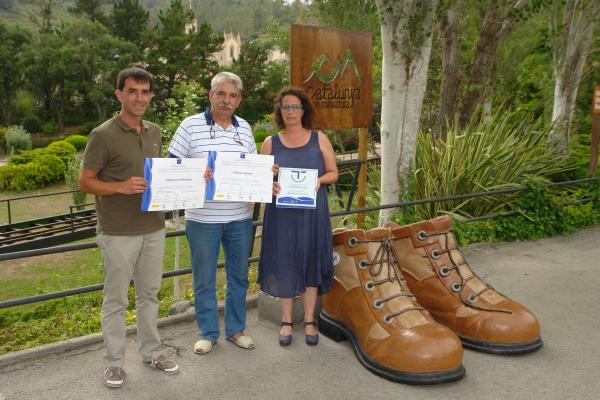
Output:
top-left (168, 111), bottom-right (257, 223)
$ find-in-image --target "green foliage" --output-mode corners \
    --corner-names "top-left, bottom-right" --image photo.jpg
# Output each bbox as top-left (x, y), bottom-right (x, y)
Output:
top-left (326, 129), bottom-right (360, 153)
top-left (0, 126), bottom-right (6, 153)
top-left (41, 120), bottom-right (59, 134)
top-left (1, 140), bottom-right (75, 191)
top-left (412, 112), bottom-right (574, 219)
top-left (46, 140), bottom-right (77, 167)
top-left (110, 0), bottom-right (149, 48)
top-left (4, 125), bottom-right (31, 152)
top-left (147, 0), bottom-right (222, 105)
top-left (160, 81), bottom-right (205, 149)
top-left (452, 180), bottom-right (600, 246)
top-left (65, 157), bottom-right (87, 209)
top-left (0, 153), bottom-right (64, 191)
top-left (0, 21), bottom-right (31, 125)
top-left (565, 133), bottom-right (598, 179)
top-left (22, 115), bottom-right (41, 133)
top-left (64, 134), bottom-right (88, 150)
top-left (252, 119), bottom-right (278, 144)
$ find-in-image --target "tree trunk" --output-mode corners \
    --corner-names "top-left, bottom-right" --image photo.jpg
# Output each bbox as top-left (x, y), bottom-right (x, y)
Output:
top-left (375, 0), bottom-right (437, 224)
top-left (435, 6), bottom-right (459, 141)
top-left (459, 0), bottom-right (524, 127)
top-left (549, 0), bottom-right (596, 155)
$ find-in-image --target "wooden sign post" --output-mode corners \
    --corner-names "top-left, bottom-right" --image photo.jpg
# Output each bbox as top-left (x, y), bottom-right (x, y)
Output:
top-left (290, 25), bottom-right (372, 227)
top-left (590, 86), bottom-right (600, 177)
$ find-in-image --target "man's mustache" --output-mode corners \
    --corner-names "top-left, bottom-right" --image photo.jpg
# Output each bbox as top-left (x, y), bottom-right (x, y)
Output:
top-left (218, 102), bottom-right (234, 110)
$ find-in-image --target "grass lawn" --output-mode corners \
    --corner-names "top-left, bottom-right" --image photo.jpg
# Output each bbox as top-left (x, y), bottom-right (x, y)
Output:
top-left (0, 183), bottom-right (359, 355)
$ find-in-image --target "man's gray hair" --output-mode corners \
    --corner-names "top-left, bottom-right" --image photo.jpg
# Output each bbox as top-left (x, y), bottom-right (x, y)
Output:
top-left (211, 72), bottom-right (243, 93)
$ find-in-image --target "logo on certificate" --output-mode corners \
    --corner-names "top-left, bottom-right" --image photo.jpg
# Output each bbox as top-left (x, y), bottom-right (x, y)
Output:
top-left (291, 170), bottom-right (306, 182)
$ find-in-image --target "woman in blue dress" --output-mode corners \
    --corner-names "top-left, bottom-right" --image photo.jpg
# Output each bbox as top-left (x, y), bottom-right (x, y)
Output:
top-left (258, 87), bottom-right (338, 346)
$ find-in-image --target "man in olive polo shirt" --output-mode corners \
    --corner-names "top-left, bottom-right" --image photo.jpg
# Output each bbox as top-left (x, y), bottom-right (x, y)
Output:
top-left (80, 67), bottom-right (179, 389)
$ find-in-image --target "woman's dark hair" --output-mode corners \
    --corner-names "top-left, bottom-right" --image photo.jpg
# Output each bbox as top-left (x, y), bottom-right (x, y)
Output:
top-left (273, 87), bottom-right (314, 129)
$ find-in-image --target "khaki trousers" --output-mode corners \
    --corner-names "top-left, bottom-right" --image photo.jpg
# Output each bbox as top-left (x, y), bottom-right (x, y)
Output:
top-left (97, 229), bottom-right (165, 368)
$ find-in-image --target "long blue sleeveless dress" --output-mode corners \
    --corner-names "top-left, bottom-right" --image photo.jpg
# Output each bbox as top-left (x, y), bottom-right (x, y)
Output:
top-left (258, 131), bottom-right (334, 298)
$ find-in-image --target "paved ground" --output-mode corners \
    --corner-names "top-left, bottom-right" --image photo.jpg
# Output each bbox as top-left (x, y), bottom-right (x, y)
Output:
top-left (1, 225), bottom-right (599, 400)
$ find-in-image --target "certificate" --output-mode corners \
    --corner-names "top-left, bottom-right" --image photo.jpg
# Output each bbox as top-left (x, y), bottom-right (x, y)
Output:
top-left (208, 151), bottom-right (274, 203)
top-left (276, 167), bottom-right (318, 209)
top-left (141, 158), bottom-right (207, 211)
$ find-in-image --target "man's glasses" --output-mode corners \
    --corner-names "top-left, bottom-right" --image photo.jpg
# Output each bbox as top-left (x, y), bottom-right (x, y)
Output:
top-left (210, 124), bottom-right (243, 146)
top-left (280, 103), bottom-right (303, 112)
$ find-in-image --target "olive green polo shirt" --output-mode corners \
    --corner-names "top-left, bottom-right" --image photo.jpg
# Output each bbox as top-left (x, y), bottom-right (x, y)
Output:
top-left (82, 113), bottom-right (165, 235)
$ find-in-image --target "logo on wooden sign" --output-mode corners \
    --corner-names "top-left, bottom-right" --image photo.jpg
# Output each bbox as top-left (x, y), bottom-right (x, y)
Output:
top-left (291, 25), bottom-right (372, 129)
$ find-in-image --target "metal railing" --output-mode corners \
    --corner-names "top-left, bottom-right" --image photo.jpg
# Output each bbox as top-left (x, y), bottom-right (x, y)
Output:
top-left (0, 176), bottom-right (597, 310)
top-left (0, 190), bottom-right (79, 225)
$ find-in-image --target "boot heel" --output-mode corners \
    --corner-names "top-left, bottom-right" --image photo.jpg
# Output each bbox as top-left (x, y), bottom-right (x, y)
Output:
top-left (318, 312), bottom-right (347, 342)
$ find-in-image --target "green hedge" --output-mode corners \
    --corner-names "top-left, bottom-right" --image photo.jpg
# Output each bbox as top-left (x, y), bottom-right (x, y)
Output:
top-left (0, 140), bottom-right (76, 191)
top-left (64, 135), bottom-right (88, 150)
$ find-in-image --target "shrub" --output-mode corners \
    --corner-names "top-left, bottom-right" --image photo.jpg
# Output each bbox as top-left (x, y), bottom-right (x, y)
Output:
top-left (65, 157), bottom-right (87, 208)
top-left (46, 140), bottom-right (77, 167)
top-left (4, 125), bottom-right (32, 152)
top-left (8, 148), bottom-right (46, 165)
top-left (0, 153), bottom-right (65, 191)
top-left (22, 116), bottom-right (42, 134)
top-left (80, 120), bottom-right (100, 136)
top-left (252, 120), bottom-right (277, 144)
top-left (41, 120), bottom-right (59, 134)
top-left (64, 135), bottom-right (88, 151)
top-left (411, 112), bottom-right (574, 219)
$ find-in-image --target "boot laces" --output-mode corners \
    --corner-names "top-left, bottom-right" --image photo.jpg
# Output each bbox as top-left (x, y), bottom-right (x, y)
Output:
top-left (418, 229), bottom-right (512, 314)
top-left (355, 236), bottom-right (425, 321)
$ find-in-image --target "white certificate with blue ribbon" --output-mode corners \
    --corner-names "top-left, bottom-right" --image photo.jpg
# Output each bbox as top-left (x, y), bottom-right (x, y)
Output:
top-left (207, 151), bottom-right (274, 203)
top-left (141, 158), bottom-right (207, 211)
top-left (276, 167), bottom-right (318, 209)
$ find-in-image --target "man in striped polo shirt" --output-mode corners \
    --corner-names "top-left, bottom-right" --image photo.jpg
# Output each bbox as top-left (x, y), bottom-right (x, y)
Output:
top-left (168, 72), bottom-right (257, 354)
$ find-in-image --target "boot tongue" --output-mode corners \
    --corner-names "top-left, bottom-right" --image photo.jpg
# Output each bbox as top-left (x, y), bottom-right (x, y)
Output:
top-left (366, 227), bottom-right (390, 240)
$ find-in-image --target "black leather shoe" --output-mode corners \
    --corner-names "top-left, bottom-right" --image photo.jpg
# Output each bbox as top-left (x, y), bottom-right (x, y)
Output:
top-left (279, 322), bottom-right (293, 346)
top-left (304, 321), bottom-right (319, 346)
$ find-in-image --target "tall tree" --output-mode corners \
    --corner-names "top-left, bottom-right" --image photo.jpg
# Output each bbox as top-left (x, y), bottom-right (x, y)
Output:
top-left (110, 0), bottom-right (150, 49)
top-left (232, 41), bottom-right (269, 120)
top-left (548, 0), bottom-right (599, 155)
top-left (63, 19), bottom-right (141, 121)
top-left (146, 0), bottom-right (221, 106)
top-left (434, 2), bottom-right (459, 140)
top-left (459, 0), bottom-right (530, 127)
top-left (0, 22), bottom-right (31, 125)
top-left (69, 0), bottom-right (109, 24)
top-left (374, 0), bottom-right (438, 223)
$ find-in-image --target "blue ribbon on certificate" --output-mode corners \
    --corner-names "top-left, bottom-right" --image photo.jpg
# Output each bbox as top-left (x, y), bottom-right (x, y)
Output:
top-left (141, 158), bottom-right (154, 212)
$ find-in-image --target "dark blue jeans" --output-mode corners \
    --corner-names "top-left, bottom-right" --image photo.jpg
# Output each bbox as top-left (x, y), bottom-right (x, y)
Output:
top-left (186, 218), bottom-right (252, 341)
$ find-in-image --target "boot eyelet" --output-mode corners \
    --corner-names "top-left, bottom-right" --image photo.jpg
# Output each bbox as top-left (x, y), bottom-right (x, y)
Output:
top-left (373, 299), bottom-right (384, 309)
top-left (358, 260), bottom-right (369, 270)
top-left (431, 249), bottom-right (441, 259)
top-left (348, 236), bottom-right (358, 247)
top-left (451, 282), bottom-right (462, 292)
top-left (467, 294), bottom-right (476, 303)
top-left (417, 230), bottom-right (428, 240)
top-left (364, 281), bottom-right (374, 292)
top-left (382, 314), bottom-right (393, 324)
top-left (439, 266), bottom-right (450, 277)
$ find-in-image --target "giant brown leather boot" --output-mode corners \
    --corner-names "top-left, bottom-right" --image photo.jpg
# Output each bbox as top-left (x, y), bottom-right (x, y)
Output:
top-left (319, 227), bottom-right (465, 384)
top-left (387, 216), bottom-right (543, 354)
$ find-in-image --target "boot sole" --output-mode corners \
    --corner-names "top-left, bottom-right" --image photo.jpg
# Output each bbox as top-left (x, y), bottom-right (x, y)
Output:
top-left (318, 311), bottom-right (465, 385)
top-left (460, 335), bottom-right (544, 355)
